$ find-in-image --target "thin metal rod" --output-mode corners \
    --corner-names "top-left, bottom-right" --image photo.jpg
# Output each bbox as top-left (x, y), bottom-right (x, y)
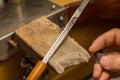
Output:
top-left (0, 32), bottom-right (14, 40)
top-left (42, 0), bottom-right (90, 64)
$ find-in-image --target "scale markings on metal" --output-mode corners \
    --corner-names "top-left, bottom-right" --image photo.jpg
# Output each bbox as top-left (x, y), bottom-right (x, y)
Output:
top-left (42, 0), bottom-right (90, 64)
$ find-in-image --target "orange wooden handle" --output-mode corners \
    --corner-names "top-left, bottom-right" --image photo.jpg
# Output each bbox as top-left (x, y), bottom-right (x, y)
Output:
top-left (26, 61), bottom-right (47, 80)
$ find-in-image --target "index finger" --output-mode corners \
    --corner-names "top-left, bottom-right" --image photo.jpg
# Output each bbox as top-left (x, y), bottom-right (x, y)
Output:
top-left (89, 28), bottom-right (120, 53)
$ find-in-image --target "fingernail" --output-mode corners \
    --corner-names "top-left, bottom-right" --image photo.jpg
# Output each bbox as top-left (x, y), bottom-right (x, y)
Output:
top-left (100, 56), bottom-right (110, 69)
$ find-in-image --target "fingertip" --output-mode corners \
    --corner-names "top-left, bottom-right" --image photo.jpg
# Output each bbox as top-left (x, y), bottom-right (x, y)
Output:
top-left (88, 45), bottom-right (93, 53)
top-left (100, 54), bottom-right (120, 72)
top-left (99, 71), bottom-right (110, 80)
top-left (100, 56), bottom-right (110, 70)
top-left (93, 63), bottom-right (102, 79)
top-left (89, 42), bottom-right (97, 53)
top-left (89, 37), bottom-right (105, 53)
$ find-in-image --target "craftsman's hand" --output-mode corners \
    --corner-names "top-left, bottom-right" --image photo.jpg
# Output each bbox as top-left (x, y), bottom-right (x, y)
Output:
top-left (89, 28), bottom-right (120, 80)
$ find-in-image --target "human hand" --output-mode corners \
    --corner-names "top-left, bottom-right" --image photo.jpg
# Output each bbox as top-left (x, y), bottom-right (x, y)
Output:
top-left (89, 28), bottom-right (120, 80)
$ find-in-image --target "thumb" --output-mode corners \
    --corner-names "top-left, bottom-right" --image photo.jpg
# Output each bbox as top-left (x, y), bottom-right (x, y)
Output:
top-left (100, 53), bottom-right (120, 73)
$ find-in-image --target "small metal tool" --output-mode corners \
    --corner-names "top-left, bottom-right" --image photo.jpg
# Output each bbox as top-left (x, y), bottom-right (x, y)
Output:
top-left (26, 0), bottom-right (90, 80)
top-left (95, 50), bottom-right (105, 63)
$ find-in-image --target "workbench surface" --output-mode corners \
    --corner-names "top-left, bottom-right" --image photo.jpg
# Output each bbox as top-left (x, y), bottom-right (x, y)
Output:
top-left (0, 0), bottom-right (61, 37)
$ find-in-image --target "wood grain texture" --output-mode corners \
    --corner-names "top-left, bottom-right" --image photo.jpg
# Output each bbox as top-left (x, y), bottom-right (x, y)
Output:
top-left (15, 16), bottom-right (90, 74)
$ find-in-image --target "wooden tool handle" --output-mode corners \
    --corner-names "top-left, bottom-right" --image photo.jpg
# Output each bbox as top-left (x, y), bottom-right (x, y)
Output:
top-left (26, 61), bottom-right (47, 80)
